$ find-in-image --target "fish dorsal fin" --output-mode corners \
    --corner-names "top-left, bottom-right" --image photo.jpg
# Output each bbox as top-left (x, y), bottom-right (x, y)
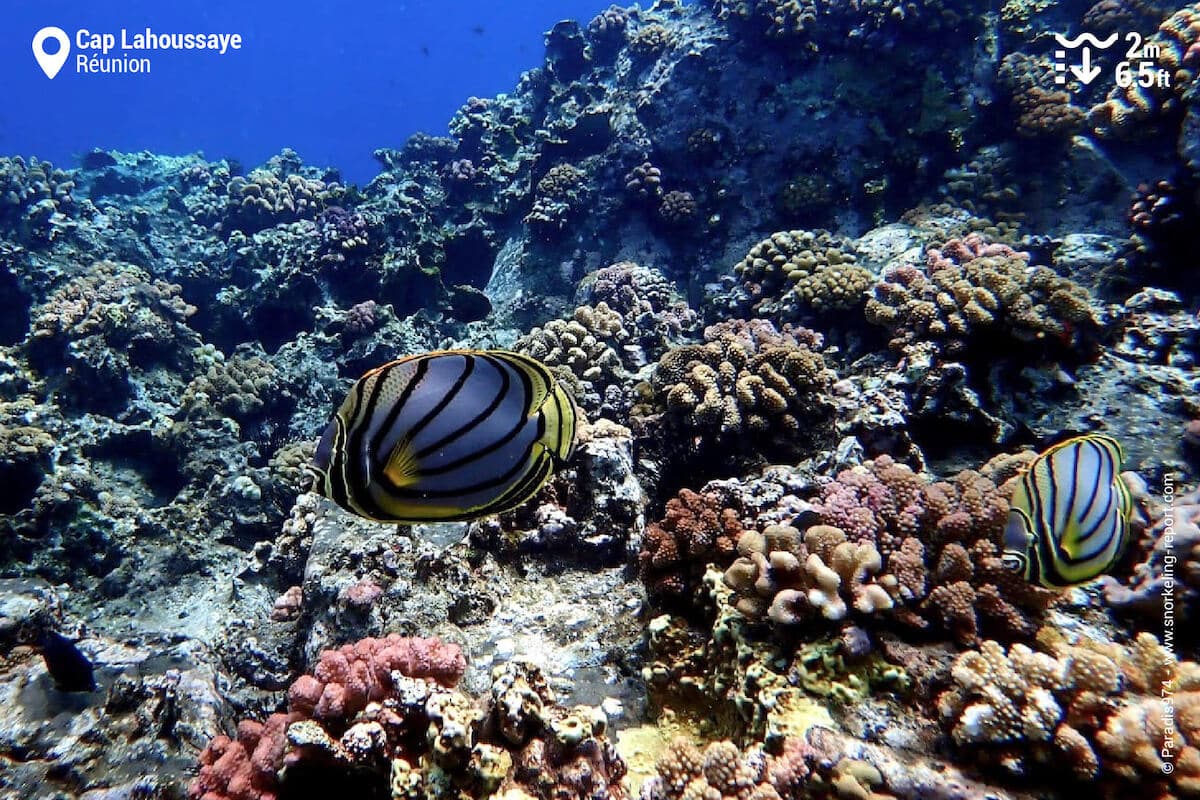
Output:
top-left (382, 438), bottom-right (421, 488)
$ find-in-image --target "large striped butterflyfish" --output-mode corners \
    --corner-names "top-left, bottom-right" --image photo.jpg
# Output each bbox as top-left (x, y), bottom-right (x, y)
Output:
top-left (309, 350), bottom-right (578, 523)
top-left (1001, 433), bottom-right (1134, 589)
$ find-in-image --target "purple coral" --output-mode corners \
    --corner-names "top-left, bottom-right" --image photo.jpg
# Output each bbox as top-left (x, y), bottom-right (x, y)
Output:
top-left (344, 300), bottom-right (379, 336)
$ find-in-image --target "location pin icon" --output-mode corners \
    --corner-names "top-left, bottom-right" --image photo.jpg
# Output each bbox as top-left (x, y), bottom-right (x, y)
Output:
top-left (32, 27), bottom-right (70, 79)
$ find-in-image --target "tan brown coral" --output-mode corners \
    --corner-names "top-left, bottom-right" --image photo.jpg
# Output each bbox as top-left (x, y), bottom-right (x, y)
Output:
top-left (735, 229), bottom-right (872, 320)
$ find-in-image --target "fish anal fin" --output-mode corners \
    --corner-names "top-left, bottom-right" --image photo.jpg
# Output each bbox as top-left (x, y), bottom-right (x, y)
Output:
top-left (382, 438), bottom-right (421, 488)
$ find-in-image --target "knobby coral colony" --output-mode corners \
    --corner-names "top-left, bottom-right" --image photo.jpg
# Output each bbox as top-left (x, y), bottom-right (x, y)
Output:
top-left (3, 1), bottom-right (1200, 799)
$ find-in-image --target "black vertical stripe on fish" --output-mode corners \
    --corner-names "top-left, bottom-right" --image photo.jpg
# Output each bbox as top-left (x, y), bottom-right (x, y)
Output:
top-left (476, 450), bottom-right (553, 517)
top-left (405, 387), bottom-right (533, 479)
top-left (348, 366), bottom-right (389, 491)
top-left (393, 355), bottom-right (529, 473)
top-left (1075, 450), bottom-right (1104, 538)
top-left (415, 356), bottom-right (511, 459)
top-left (549, 378), bottom-right (565, 458)
top-left (400, 354), bottom-right (476, 457)
top-left (328, 417), bottom-right (351, 510)
top-left (1061, 441), bottom-right (1081, 538)
top-left (366, 358), bottom-right (431, 482)
top-left (1071, 486), bottom-right (1117, 561)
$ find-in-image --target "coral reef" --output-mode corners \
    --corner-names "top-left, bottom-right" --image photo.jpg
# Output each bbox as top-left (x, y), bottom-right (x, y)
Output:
top-left (939, 628), bottom-right (1200, 793)
top-left (191, 638), bottom-right (625, 800)
top-left (733, 230), bottom-right (872, 321)
top-left (637, 320), bottom-right (835, 463)
top-left (864, 233), bottom-right (1106, 359)
top-left (1089, 3), bottom-right (1200, 138)
top-left (2, 1), bottom-right (1200, 798)
top-left (998, 54), bottom-right (1086, 139)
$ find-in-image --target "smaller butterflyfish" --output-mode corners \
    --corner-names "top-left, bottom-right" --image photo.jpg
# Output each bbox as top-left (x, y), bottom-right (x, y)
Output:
top-left (1001, 433), bottom-right (1134, 589)
top-left (308, 350), bottom-right (578, 524)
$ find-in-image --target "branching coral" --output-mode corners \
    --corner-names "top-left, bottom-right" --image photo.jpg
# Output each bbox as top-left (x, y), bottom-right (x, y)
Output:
top-left (734, 230), bottom-right (871, 321)
top-left (640, 488), bottom-right (746, 606)
top-left (220, 169), bottom-right (344, 235)
top-left (724, 524), bottom-right (901, 624)
top-left (640, 738), bottom-right (818, 800)
top-left (658, 190), bottom-right (698, 226)
top-left (623, 161), bottom-right (664, 199)
top-left (0, 156), bottom-right (77, 244)
top-left (30, 261), bottom-right (197, 356)
top-left (27, 261), bottom-right (199, 408)
top-left (864, 233), bottom-right (1103, 359)
top-left (628, 23), bottom-right (676, 57)
top-left (525, 163), bottom-right (588, 231)
top-left (179, 347), bottom-right (279, 424)
top-left (575, 261), bottom-right (700, 360)
top-left (799, 454), bottom-right (1054, 643)
top-left (0, 397), bottom-right (56, 515)
top-left (1103, 483), bottom-right (1200, 619)
top-left (515, 302), bottom-right (628, 416)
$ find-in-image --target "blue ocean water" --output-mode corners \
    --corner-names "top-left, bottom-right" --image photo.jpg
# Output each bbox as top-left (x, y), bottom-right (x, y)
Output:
top-left (1, 0), bottom-right (629, 185)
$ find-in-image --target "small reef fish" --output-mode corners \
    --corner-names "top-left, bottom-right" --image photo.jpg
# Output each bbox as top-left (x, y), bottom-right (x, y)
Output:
top-left (1002, 433), bottom-right (1134, 589)
top-left (40, 630), bottom-right (96, 692)
top-left (309, 350), bottom-right (578, 523)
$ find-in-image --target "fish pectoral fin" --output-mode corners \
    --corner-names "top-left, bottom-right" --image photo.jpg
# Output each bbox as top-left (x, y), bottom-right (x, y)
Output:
top-left (1059, 517), bottom-right (1085, 559)
top-left (382, 438), bottom-right (421, 488)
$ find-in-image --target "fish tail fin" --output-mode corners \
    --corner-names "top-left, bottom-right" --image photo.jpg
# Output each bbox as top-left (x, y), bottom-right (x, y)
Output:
top-left (541, 383), bottom-right (578, 462)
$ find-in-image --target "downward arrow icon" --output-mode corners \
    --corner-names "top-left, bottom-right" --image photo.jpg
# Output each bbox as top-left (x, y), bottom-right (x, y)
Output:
top-left (1071, 47), bottom-right (1102, 85)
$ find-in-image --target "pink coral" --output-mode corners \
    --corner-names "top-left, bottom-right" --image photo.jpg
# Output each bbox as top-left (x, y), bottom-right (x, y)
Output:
top-left (192, 635), bottom-right (465, 800)
top-left (805, 455), bottom-right (1054, 642)
top-left (339, 577), bottom-right (384, 610)
top-left (288, 634), bottom-right (465, 722)
top-left (269, 586), bottom-right (302, 622)
top-left (190, 713), bottom-right (294, 800)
